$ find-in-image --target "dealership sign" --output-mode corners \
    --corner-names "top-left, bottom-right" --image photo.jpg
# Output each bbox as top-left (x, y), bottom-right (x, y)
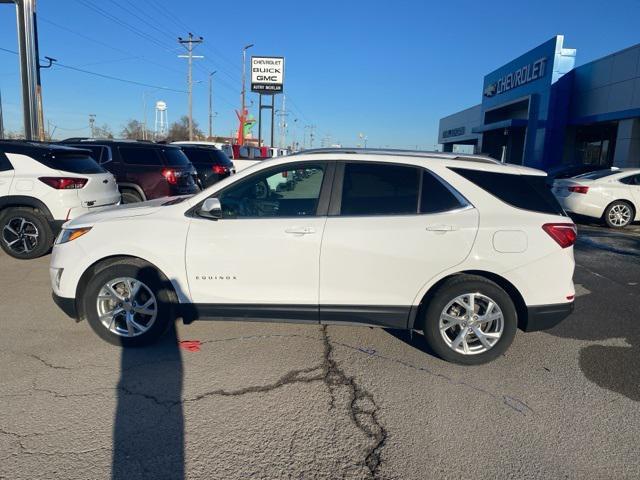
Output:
top-left (251, 56), bottom-right (285, 94)
top-left (442, 126), bottom-right (466, 139)
top-left (484, 57), bottom-right (547, 97)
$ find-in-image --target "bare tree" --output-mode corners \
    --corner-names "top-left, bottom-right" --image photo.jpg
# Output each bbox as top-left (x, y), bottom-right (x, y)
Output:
top-left (120, 119), bottom-right (146, 140)
top-left (167, 116), bottom-right (203, 141)
top-left (93, 123), bottom-right (114, 139)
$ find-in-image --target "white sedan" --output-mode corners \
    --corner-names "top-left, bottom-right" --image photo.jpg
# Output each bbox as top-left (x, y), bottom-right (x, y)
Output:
top-left (552, 168), bottom-right (640, 228)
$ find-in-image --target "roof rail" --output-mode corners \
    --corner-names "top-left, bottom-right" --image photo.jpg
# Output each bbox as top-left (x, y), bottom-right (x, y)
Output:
top-left (291, 147), bottom-right (501, 165)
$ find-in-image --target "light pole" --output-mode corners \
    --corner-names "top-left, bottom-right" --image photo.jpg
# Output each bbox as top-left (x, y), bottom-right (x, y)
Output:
top-left (208, 70), bottom-right (216, 139)
top-left (240, 43), bottom-right (254, 144)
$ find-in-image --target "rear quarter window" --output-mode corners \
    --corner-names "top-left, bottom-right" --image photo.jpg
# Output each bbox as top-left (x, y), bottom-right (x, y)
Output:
top-left (449, 167), bottom-right (566, 216)
top-left (0, 151), bottom-right (13, 171)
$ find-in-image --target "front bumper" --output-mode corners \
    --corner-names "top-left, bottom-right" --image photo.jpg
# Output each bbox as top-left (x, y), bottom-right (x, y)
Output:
top-left (52, 292), bottom-right (78, 320)
top-left (522, 302), bottom-right (574, 332)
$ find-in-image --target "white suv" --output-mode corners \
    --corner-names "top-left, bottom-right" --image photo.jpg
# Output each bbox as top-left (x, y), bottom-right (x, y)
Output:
top-left (0, 141), bottom-right (121, 259)
top-left (50, 149), bottom-right (576, 364)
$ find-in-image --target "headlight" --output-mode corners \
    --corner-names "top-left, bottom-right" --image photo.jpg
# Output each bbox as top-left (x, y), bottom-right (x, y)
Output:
top-left (56, 227), bottom-right (92, 245)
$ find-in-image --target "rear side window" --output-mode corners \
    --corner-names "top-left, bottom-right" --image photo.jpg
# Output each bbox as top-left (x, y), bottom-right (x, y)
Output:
top-left (574, 169), bottom-right (618, 180)
top-left (620, 174), bottom-right (640, 185)
top-left (420, 170), bottom-right (468, 213)
top-left (119, 147), bottom-right (162, 166)
top-left (44, 153), bottom-right (105, 174)
top-left (0, 151), bottom-right (13, 171)
top-left (162, 148), bottom-right (191, 167)
top-left (449, 167), bottom-right (566, 216)
top-left (341, 163), bottom-right (419, 215)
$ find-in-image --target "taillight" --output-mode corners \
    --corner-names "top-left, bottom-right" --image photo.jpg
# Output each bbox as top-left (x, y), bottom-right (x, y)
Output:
top-left (212, 165), bottom-right (227, 175)
top-left (568, 185), bottom-right (589, 194)
top-left (162, 168), bottom-right (178, 185)
top-left (542, 223), bottom-right (577, 248)
top-left (39, 177), bottom-right (88, 189)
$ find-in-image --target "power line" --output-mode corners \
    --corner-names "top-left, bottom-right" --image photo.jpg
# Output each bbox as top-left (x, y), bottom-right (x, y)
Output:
top-left (0, 46), bottom-right (186, 92)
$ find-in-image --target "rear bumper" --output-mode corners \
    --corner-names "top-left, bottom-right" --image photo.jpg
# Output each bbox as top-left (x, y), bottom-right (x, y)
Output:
top-left (52, 291), bottom-right (78, 320)
top-left (522, 302), bottom-right (574, 332)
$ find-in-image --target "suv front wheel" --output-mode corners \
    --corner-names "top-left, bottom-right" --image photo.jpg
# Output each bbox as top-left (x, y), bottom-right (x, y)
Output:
top-left (0, 207), bottom-right (53, 259)
top-left (82, 260), bottom-right (174, 346)
top-left (422, 275), bottom-right (517, 365)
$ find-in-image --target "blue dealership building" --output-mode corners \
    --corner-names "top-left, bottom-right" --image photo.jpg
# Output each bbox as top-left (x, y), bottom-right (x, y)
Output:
top-left (438, 36), bottom-right (640, 170)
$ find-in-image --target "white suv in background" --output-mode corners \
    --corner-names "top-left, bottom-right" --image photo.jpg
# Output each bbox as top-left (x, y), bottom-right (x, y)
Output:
top-left (50, 149), bottom-right (576, 365)
top-left (552, 168), bottom-right (640, 228)
top-left (0, 141), bottom-right (120, 259)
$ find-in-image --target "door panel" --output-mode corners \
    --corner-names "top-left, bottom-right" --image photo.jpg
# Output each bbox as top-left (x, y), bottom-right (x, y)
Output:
top-left (319, 208), bottom-right (479, 310)
top-left (186, 216), bottom-right (326, 305)
top-left (185, 162), bottom-right (330, 307)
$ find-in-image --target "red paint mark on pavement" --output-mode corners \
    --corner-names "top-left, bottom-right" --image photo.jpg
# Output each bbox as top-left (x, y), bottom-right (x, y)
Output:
top-left (179, 340), bottom-right (201, 352)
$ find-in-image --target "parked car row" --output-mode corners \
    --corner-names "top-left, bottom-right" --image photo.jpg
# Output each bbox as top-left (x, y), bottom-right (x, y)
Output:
top-left (0, 139), bottom-right (285, 259)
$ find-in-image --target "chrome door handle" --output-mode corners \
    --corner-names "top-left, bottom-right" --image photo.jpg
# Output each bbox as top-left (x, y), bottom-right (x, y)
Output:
top-left (426, 225), bottom-right (457, 232)
top-left (285, 227), bottom-right (315, 235)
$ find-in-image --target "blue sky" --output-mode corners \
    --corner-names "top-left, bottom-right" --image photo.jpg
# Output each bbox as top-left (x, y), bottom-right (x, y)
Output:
top-left (1, 0), bottom-right (639, 147)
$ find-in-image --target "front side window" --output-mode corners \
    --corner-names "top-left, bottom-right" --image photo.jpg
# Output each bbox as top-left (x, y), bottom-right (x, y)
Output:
top-left (340, 163), bottom-right (419, 215)
top-left (219, 164), bottom-right (325, 218)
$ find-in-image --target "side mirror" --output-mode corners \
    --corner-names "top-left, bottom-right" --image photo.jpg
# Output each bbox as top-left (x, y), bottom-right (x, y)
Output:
top-left (198, 197), bottom-right (222, 220)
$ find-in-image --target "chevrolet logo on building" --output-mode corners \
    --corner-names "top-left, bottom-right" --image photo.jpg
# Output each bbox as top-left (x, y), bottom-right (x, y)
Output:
top-left (483, 83), bottom-right (497, 97)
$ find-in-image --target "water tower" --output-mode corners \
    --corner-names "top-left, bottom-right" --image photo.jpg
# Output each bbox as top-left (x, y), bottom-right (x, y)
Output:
top-left (154, 100), bottom-right (168, 139)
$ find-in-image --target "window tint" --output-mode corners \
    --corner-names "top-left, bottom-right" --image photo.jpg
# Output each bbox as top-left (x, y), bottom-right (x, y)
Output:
top-left (182, 148), bottom-right (232, 166)
top-left (69, 145), bottom-right (104, 164)
top-left (620, 174), bottom-right (640, 186)
top-left (420, 170), bottom-right (468, 213)
top-left (450, 167), bottom-right (566, 216)
top-left (119, 147), bottom-right (162, 166)
top-left (219, 164), bottom-right (325, 218)
top-left (162, 148), bottom-right (191, 166)
top-left (341, 163), bottom-right (419, 216)
top-left (44, 153), bottom-right (106, 174)
top-left (0, 151), bottom-right (13, 172)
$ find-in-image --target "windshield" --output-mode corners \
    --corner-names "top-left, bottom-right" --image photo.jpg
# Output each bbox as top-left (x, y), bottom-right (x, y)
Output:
top-left (43, 153), bottom-right (106, 174)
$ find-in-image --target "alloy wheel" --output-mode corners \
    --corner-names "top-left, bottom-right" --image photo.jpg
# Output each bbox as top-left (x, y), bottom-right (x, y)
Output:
top-left (608, 204), bottom-right (632, 227)
top-left (96, 277), bottom-right (157, 337)
top-left (2, 217), bottom-right (39, 254)
top-left (439, 292), bottom-right (504, 355)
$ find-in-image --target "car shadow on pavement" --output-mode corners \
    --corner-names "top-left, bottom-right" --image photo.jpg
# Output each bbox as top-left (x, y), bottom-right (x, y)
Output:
top-left (547, 246), bottom-right (639, 402)
top-left (112, 318), bottom-right (184, 478)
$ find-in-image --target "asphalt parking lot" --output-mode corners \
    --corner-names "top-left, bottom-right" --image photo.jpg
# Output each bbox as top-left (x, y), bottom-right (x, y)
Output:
top-left (1, 224), bottom-right (639, 480)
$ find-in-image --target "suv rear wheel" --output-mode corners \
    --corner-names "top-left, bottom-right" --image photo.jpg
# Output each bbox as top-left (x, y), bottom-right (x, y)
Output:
top-left (82, 260), bottom-right (174, 346)
top-left (121, 188), bottom-right (143, 204)
top-left (0, 207), bottom-right (53, 259)
top-left (422, 275), bottom-right (517, 365)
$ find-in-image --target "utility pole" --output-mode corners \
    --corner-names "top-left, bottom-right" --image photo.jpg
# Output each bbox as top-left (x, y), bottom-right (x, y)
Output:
top-left (0, 88), bottom-right (4, 139)
top-left (178, 33), bottom-right (204, 141)
top-left (277, 94), bottom-right (289, 148)
top-left (237, 43), bottom-right (254, 145)
top-left (307, 125), bottom-right (316, 148)
top-left (208, 70), bottom-right (216, 139)
top-left (89, 114), bottom-right (96, 138)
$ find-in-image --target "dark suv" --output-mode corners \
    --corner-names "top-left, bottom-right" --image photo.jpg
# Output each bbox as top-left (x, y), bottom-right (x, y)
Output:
top-left (60, 139), bottom-right (200, 203)
top-left (176, 144), bottom-right (235, 188)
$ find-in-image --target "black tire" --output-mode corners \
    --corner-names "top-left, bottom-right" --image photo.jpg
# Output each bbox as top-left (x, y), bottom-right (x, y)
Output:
top-left (82, 260), bottom-right (175, 347)
top-left (0, 207), bottom-right (53, 260)
top-left (603, 200), bottom-right (634, 229)
top-left (121, 188), bottom-right (143, 204)
top-left (422, 275), bottom-right (517, 365)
